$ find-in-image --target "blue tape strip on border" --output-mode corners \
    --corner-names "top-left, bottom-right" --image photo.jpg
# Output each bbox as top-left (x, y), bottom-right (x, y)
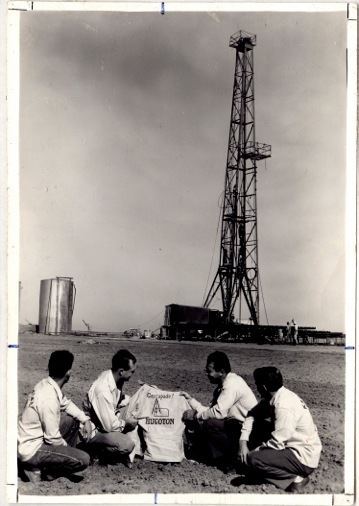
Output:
top-left (161, 2), bottom-right (165, 15)
top-left (345, 346), bottom-right (355, 350)
top-left (8, 344), bottom-right (19, 348)
top-left (154, 492), bottom-right (158, 504)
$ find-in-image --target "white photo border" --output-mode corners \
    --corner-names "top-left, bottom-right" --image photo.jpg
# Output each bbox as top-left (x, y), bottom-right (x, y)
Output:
top-left (5, 2), bottom-right (357, 505)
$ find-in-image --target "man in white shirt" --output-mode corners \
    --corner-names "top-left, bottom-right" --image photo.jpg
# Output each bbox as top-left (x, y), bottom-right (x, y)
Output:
top-left (83, 349), bottom-right (138, 465)
top-left (181, 351), bottom-right (257, 469)
top-left (18, 350), bottom-right (92, 483)
top-left (238, 366), bottom-right (322, 492)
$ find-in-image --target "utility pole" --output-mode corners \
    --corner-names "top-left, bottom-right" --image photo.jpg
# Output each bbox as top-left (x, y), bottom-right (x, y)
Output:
top-left (204, 30), bottom-right (271, 325)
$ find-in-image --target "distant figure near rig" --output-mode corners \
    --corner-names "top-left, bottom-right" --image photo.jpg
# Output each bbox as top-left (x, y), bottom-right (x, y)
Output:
top-left (291, 319), bottom-right (299, 345)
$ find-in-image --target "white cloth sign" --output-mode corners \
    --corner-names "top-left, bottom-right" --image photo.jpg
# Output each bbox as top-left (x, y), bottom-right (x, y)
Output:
top-left (125, 384), bottom-right (190, 463)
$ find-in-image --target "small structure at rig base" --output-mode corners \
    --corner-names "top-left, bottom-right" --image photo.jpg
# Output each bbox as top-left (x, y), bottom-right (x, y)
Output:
top-left (161, 304), bottom-right (222, 340)
top-left (38, 277), bottom-right (76, 335)
top-left (161, 303), bottom-right (270, 342)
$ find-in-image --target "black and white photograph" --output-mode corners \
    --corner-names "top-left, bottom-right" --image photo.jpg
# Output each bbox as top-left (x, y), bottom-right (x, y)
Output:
top-left (6, 2), bottom-right (356, 503)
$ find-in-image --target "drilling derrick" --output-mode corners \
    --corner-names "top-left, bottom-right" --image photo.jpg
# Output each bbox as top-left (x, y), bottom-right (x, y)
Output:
top-left (204, 30), bottom-right (271, 325)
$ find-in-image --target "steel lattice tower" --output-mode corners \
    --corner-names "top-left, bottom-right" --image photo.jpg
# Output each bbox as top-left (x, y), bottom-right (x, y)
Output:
top-left (204, 30), bottom-right (271, 325)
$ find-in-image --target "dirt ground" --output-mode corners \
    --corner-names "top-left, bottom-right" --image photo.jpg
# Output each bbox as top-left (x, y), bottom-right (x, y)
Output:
top-left (17, 333), bottom-right (345, 497)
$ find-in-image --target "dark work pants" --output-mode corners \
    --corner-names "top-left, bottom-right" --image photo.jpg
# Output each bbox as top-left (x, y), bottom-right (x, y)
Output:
top-left (184, 417), bottom-right (273, 464)
top-left (247, 447), bottom-right (315, 490)
top-left (23, 413), bottom-right (90, 477)
top-left (185, 418), bottom-right (242, 463)
top-left (204, 418), bottom-right (242, 461)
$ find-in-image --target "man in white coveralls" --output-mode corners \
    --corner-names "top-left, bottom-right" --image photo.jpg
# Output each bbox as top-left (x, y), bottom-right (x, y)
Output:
top-left (238, 366), bottom-right (322, 492)
top-left (181, 351), bottom-right (257, 470)
top-left (82, 349), bottom-right (138, 466)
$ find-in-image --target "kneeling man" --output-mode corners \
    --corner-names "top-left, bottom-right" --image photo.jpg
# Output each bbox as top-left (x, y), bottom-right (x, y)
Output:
top-left (18, 350), bottom-right (91, 482)
top-left (83, 349), bottom-right (138, 464)
top-left (239, 367), bottom-right (322, 492)
top-left (181, 351), bottom-right (257, 468)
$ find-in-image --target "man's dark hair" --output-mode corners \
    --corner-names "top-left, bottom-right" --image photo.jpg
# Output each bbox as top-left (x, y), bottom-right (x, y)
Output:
top-left (112, 349), bottom-right (137, 371)
top-left (253, 367), bottom-right (283, 391)
top-left (206, 351), bottom-right (231, 373)
top-left (48, 350), bottom-right (74, 378)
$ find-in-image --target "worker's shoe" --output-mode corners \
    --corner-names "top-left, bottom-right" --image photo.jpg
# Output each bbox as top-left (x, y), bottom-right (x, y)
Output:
top-left (230, 474), bottom-right (263, 487)
top-left (22, 468), bottom-right (41, 484)
top-left (286, 476), bottom-right (310, 493)
top-left (41, 471), bottom-right (85, 482)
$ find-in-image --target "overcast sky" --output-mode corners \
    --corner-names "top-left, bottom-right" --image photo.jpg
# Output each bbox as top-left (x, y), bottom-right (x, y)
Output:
top-left (19, 9), bottom-right (347, 332)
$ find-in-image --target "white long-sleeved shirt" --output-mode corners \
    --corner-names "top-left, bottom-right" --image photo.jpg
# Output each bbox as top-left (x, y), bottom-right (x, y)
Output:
top-left (18, 377), bottom-right (89, 462)
top-left (240, 386), bottom-right (322, 468)
top-left (83, 369), bottom-right (125, 434)
top-left (189, 372), bottom-right (257, 425)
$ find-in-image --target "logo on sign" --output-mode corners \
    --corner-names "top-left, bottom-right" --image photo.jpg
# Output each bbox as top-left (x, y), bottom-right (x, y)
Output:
top-left (145, 397), bottom-right (175, 425)
top-left (152, 398), bottom-right (169, 417)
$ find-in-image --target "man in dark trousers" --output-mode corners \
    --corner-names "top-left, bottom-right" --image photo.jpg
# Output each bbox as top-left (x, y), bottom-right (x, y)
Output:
top-left (181, 351), bottom-right (257, 470)
top-left (18, 350), bottom-right (92, 483)
top-left (238, 367), bottom-right (322, 492)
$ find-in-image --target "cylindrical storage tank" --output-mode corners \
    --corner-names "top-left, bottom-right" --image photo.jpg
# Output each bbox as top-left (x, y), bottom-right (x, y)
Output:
top-left (38, 277), bottom-right (76, 335)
